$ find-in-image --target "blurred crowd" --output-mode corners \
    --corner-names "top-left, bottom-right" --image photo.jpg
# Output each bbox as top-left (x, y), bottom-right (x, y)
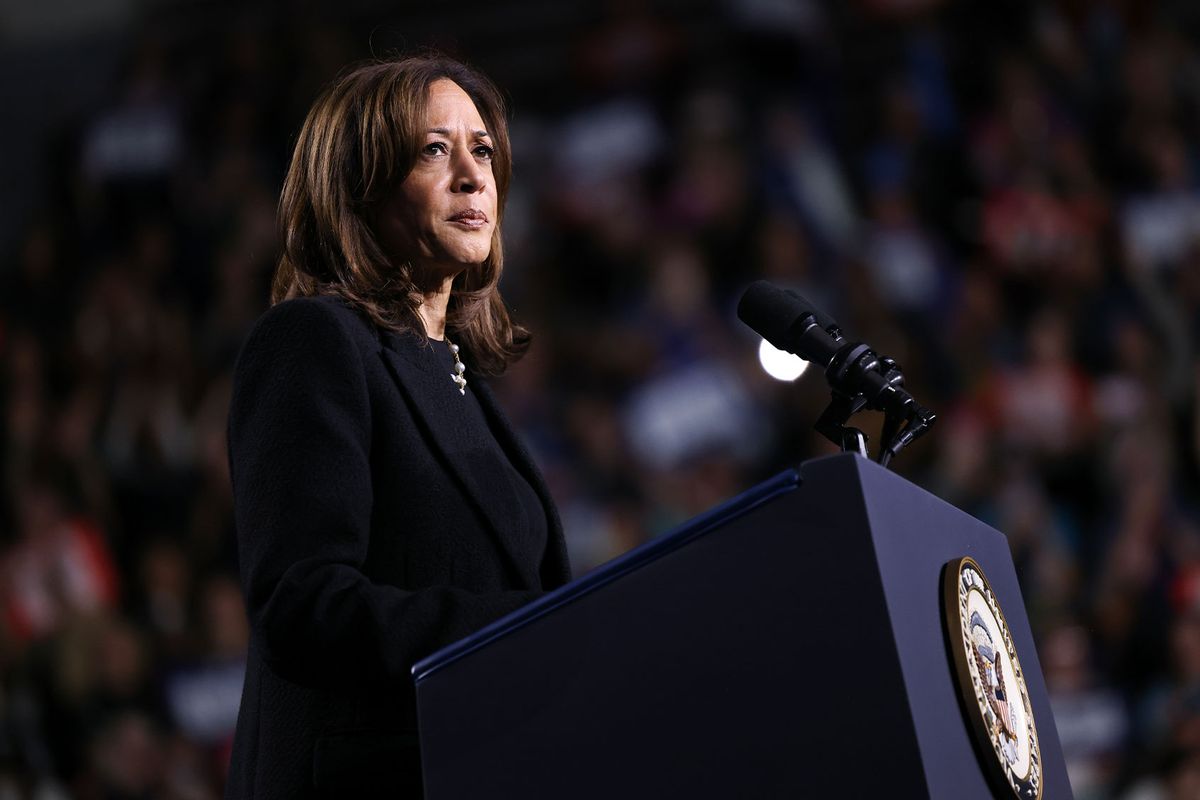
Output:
top-left (2, 0), bottom-right (1200, 797)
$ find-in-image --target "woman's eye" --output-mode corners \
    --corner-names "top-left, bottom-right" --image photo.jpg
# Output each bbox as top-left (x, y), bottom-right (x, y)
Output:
top-left (423, 142), bottom-right (448, 156)
top-left (474, 144), bottom-right (494, 160)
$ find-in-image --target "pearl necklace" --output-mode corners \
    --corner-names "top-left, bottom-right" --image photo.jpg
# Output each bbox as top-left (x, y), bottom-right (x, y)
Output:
top-left (446, 338), bottom-right (467, 395)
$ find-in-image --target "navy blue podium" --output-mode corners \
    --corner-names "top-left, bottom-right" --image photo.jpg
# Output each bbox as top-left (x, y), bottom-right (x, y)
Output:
top-left (411, 453), bottom-right (1072, 798)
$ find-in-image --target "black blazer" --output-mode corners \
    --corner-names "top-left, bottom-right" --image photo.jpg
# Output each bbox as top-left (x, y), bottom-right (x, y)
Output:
top-left (224, 295), bottom-right (570, 799)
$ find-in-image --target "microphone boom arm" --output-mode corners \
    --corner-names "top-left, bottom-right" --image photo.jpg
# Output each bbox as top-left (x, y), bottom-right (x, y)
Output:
top-left (805, 325), bottom-right (936, 465)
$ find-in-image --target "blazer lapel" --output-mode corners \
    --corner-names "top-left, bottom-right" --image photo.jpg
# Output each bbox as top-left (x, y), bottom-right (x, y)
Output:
top-left (377, 330), bottom-right (541, 589)
top-left (471, 379), bottom-right (571, 589)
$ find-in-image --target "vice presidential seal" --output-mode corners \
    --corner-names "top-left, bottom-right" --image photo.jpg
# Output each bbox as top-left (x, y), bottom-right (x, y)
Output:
top-left (943, 557), bottom-right (1042, 799)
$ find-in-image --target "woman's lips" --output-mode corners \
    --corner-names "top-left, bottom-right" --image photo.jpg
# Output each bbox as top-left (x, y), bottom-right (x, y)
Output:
top-left (447, 209), bottom-right (488, 229)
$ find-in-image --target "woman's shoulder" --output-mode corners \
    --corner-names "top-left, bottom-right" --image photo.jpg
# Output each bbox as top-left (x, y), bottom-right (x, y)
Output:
top-left (228, 296), bottom-right (378, 457)
top-left (246, 295), bottom-right (378, 348)
top-left (234, 295), bottom-right (383, 378)
top-left (255, 293), bottom-right (371, 328)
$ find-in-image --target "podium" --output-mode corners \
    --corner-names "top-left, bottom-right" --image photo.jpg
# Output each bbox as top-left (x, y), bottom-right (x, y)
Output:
top-left (412, 453), bottom-right (1072, 798)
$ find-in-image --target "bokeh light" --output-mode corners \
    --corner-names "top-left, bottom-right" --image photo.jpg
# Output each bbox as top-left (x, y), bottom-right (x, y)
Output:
top-left (757, 337), bottom-right (810, 382)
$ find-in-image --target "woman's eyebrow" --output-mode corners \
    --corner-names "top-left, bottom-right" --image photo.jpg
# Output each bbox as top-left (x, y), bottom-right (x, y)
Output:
top-left (427, 127), bottom-right (490, 138)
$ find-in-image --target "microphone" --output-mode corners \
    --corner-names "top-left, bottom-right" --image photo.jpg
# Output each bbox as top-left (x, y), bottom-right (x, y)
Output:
top-left (737, 280), bottom-right (935, 463)
top-left (737, 282), bottom-right (842, 370)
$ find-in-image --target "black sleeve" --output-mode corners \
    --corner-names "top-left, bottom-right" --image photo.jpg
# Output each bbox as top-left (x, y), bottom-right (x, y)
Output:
top-left (228, 299), bottom-right (538, 688)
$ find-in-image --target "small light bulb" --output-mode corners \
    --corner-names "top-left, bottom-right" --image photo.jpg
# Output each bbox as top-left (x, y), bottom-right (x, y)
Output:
top-left (758, 338), bottom-right (809, 382)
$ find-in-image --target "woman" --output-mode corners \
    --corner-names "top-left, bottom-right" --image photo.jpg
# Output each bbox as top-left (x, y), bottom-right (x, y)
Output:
top-left (224, 55), bottom-right (571, 799)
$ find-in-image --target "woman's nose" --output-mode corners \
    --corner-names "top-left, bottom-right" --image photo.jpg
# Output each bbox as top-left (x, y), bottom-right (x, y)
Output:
top-left (451, 150), bottom-right (486, 194)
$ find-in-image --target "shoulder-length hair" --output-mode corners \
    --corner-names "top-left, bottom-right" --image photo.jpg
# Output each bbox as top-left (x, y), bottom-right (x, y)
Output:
top-left (272, 54), bottom-right (529, 374)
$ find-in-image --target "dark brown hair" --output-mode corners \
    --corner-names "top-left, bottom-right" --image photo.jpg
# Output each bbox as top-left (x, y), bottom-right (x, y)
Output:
top-left (272, 54), bottom-right (529, 374)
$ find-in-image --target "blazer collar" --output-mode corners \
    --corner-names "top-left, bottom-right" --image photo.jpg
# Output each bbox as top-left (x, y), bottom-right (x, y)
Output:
top-left (376, 330), bottom-right (567, 589)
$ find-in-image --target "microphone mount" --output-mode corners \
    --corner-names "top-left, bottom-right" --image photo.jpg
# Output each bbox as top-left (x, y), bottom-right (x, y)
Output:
top-left (811, 330), bottom-right (936, 467)
top-left (738, 282), bottom-right (936, 467)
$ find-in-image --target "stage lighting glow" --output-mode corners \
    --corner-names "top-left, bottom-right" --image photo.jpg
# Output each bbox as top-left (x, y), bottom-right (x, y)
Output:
top-left (757, 338), bottom-right (809, 382)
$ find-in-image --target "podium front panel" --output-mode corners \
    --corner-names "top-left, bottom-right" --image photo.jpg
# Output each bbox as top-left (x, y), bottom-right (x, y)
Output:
top-left (413, 455), bottom-right (1071, 799)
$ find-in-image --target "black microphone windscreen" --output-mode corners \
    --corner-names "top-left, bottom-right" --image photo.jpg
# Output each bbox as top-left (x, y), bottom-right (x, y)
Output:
top-left (783, 289), bottom-right (839, 331)
top-left (737, 281), bottom-right (814, 351)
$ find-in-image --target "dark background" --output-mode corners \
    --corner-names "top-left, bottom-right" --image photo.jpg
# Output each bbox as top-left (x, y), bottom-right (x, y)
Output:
top-left (2, 0), bottom-right (1199, 797)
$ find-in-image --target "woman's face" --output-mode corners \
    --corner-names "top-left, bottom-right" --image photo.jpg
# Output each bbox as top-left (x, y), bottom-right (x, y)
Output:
top-left (376, 79), bottom-right (498, 283)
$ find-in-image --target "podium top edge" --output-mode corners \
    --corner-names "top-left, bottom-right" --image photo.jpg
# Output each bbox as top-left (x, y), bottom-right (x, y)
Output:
top-left (411, 466), bottom-right (803, 683)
